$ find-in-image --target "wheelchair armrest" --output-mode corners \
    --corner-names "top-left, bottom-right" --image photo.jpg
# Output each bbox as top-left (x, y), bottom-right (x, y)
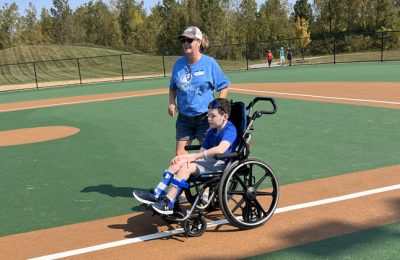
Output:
top-left (215, 152), bottom-right (239, 160)
top-left (185, 145), bottom-right (202, 151)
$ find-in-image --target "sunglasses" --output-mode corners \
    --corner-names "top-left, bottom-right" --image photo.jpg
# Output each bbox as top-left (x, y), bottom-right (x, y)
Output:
top-left (210, 100), bottom-right (226, 113)
top-left (180, 38), bottom-right (194, 44)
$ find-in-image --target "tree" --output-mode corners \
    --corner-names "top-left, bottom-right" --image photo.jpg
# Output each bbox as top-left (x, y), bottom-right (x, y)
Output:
top-left (236, 0), bottom-right (260, 59)
top-left (182, 0), bottom-right (225, 46)
top-left (76, 0), bottom-right (121, 47)
top-left (136, 6), bottom-right (162, 52)
top-left (155, 0), bottom-right (187, 55)
top-left (259, 0), bottom-right (291, 40)
top-left (0, 3), bottom-right (20, 48)
top-left (238, 0), bottom-right (259, 42)
top-left (293, 0), bottom-right (313, 22)
top-left (294, 17), bottom-right (311, 61)
top-left (19, 3), bottom-right (41, 45)
top-left (50, 0), bottom-right (73, 44)
top-left (376, 0), bottom-right (399, 30)
top-left (38, 8), bottom-right (53, 44)
top-left (112, 0), bottom-right (146, 50)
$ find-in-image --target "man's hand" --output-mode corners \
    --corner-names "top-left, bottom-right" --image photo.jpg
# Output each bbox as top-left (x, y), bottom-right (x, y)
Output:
top-left (168, 103), bottom-right (176, 117)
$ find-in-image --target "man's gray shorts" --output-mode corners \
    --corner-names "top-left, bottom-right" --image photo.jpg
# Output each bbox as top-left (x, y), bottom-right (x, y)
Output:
top-left (195, 158), bottom-right (226, 174)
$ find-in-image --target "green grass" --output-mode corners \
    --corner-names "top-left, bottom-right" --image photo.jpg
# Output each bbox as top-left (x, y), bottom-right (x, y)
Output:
top-left (0, 45), bottom-right (180, 86)
top-left (1, 61), bottom-right (399, 105)
top-left (246, 222), bottom-right (400, 259)
top-left (2, 45), bottom-right (399, 90)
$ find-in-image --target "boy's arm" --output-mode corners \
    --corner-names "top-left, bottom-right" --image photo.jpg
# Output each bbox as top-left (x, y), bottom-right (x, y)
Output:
top-left (188, 141), bottom-right (231, 162)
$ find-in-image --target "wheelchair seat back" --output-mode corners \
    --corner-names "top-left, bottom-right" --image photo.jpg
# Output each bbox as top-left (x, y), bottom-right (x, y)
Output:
top-left (228, 101), bottom-right (247, 138)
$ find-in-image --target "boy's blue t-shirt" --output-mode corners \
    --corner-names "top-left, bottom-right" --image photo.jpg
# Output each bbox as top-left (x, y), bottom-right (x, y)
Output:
top-left (202, 121), bottom-right (238, 155)
top-left (170, 54), bottom-right (230, 117)
top-left (280, 49), bottom-right (285, 57)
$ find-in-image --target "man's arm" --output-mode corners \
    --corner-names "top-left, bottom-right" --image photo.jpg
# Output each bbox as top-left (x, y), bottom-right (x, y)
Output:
top-left (168, 89), bottom-right (177, 117)
top-left (218, 87), bottom-right (229, 99)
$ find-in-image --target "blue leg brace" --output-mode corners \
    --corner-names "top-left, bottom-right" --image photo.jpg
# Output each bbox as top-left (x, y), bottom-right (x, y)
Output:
top-left (167, 178), bottom-right (189, 207)
top-left (153, 170), bottom-right (174, 198)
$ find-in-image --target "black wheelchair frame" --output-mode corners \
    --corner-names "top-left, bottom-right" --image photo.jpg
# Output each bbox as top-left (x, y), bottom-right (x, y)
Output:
top-left (154, 97), bottom-right (279, 237)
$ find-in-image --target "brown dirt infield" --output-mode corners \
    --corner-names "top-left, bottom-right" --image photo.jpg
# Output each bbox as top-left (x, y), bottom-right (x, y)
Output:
top-left (0, 82), bottom-right (399, 258)
top-left (230, 82), bottom-right (400, 109)
top-left (0, 126), bottom-right (80, 147)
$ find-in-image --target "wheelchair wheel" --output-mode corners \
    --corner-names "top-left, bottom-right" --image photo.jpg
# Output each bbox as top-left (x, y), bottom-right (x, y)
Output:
top-left (218, 158), bottom-right (279, 229)
top-left (183, 214), bottom-right (207, 237)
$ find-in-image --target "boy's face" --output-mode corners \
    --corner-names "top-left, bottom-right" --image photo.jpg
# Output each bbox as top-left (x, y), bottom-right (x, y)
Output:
top-left (207, 108), bottom-right (228, 129)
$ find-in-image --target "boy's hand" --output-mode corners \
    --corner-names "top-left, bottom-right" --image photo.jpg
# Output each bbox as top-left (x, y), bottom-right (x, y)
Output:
top-left (172, 154), bottom-right (191, 164)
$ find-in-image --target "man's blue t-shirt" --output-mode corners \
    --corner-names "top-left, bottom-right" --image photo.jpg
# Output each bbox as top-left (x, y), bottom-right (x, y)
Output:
top-left (280, 49), bottom-right (285, 57)
top-left (202, 121), bottom-right (238, 155)
top-left (170, 54), bottom-right (230, 117)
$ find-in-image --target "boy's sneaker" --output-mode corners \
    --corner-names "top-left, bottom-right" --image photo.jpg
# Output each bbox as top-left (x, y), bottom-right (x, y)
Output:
top-left (132, 189), bottom-right (158, 205)
top-left (151, 197), bottom-right (173, 215)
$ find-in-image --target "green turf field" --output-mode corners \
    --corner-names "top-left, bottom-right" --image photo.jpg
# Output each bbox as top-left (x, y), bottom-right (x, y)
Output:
top-left (0, 62), bottom-right (399, 257)
top-left (1, 61), bottom-right (399, 104)
top-left (246, 222), bottom-right (400, 259)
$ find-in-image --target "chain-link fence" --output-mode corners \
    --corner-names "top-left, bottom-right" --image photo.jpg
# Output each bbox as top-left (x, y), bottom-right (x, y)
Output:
top-left (1, 30), bottom-right (399, 92)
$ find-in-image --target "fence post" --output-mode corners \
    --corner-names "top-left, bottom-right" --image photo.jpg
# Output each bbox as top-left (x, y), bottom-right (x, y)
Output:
top-left (119, 54), bottom-right (125, 81)
top-left (333, 35), bottom-right (336, 64)
top-left (380, 32), bottom-right (384, 62)
top-left (33, 62), bottom-right (38, 89)
top-left (288, 38), bottom-right (292, 66)
top-left (76, 58), bottom-right (82, 84)
top-left (162, 48), bottom-right (166, 78)
top-left (245, 42), bottom-right (249, 70)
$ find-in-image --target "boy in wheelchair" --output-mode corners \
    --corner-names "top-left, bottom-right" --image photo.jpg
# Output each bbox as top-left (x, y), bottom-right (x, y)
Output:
top-left (133, 98), bottom-right (238, 215)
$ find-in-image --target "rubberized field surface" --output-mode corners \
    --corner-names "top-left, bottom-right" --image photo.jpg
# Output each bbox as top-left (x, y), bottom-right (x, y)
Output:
top-left (0, 62), bottom-right (399, 259)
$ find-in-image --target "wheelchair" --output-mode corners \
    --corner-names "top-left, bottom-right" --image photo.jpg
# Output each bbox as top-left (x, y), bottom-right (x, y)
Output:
top-left (152, 97), bottom-right (279, 237)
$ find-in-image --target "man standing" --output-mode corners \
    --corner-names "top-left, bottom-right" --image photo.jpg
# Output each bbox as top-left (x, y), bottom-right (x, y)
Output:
top-left (279, 47), bottom-right (285, 66)
top-left (266, 50), bottom-right (273, 68)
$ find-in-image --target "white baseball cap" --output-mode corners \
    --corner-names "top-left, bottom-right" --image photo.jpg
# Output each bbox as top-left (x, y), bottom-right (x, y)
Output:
top-left (179, 26), bottom-right (203, 40)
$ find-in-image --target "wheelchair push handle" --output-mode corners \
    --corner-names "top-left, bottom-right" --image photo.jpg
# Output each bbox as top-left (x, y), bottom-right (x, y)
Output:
top-left (247, 97), bottom-right (277, 120)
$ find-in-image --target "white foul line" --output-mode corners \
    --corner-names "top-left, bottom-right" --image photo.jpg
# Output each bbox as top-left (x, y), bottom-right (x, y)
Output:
top-left (29, 184), bottom-right (400, 260)
top-left (0, 91), bottom-right (167, 113)
top-left (230, 87), bottom-right (400, 105)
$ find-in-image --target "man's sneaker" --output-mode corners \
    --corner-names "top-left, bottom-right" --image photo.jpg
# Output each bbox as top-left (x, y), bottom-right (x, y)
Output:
top-left (151, 197), bottom-right (173, 215)
top-left (132, 189), bottom-right (158, 205)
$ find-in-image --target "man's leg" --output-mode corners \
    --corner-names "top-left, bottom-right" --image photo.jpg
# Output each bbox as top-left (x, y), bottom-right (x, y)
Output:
top-left (176, 140), bottom-right (191, 155)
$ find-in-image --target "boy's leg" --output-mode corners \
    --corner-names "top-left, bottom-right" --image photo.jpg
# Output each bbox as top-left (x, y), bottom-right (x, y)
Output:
top-left (132, 170), bottom-right (174, 205)
top-left (152, 163), bottom-right (197, 215)
top-left (153, 170), bottom-right (174, 198)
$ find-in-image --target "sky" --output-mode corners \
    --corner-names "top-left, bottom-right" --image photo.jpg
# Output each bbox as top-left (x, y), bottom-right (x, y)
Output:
top-left (1, 0), bottom-right (296, 16)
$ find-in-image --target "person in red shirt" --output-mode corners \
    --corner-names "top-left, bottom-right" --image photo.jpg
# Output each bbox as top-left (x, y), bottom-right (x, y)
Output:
top-left (266, 50), bottom-right (273, 68)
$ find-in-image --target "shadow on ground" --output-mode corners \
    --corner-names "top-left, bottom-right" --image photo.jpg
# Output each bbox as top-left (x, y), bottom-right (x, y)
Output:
top-left (81, 184), bottom-right (143, 198)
